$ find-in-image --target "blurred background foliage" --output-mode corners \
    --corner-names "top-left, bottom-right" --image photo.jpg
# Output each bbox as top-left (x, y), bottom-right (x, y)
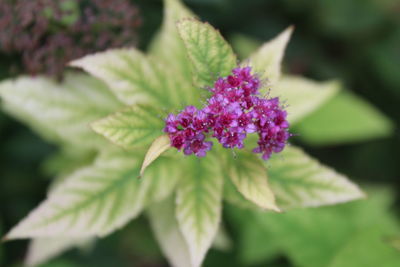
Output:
top-left (0, 0), bottom-right (399, 266)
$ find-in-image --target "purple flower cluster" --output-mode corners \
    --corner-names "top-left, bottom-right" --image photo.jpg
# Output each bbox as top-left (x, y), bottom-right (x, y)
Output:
top-left (164, 67), bottom-right (290, 160)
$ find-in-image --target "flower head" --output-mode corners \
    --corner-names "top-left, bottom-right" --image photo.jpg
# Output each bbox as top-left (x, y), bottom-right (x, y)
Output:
top-left (164, 66), bottom-right (290, 160)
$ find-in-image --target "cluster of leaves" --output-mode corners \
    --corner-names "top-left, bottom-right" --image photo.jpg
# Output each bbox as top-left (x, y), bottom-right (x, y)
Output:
top-left (0, 0), bottom-right (141, 78)
top-left (0, 0), bottom-right (395, 266)
top-left (229, 187), bottom-right (400, 267)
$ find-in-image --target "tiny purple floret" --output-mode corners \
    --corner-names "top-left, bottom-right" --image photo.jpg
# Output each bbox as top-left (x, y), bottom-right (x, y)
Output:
top-left (163, 66), bottom-right (290, 160)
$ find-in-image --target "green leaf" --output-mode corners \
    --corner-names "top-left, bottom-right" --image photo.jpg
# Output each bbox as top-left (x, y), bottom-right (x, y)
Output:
top-left (248, 188), bottom-right (400, 267)
top-left (267, 146), bottom-right (365, 209)
top-left (141, 155), bottom-right (182, 205)
top-left (227, 151), bottom-right (280, 212)
top-left (148, 197), bottom-right (192, 267)
top-left (177, 19), bottom-right (237, 88)
top-left (328, 228), bottom-right (400, 267)
top-left (295, 90), bottom-right (394, 145)
top-left (71, 49), bottom-right (195, 108)
top-left (274, 75), bottom-right (339, 124)
top-left (0, 73), bottom-right (121, 149)
top-left (140, 135), bottom-right (171, 176)
top-left (248, 26), bottom-right (293, 86)
top-left (150, 0), bottom-right (196, 82)
top-left (227, 206), bottom-right (281, 266)
top-left (25, 237), bottom-right (93, 267)
top-left (175, 156), bottom-right (223, 267)
top-left (4, 149), bottom-right (150, 239)
top-left (91, 104), bottom-right (164, 150)
top-left (223, 174), bottom-right (260, 210)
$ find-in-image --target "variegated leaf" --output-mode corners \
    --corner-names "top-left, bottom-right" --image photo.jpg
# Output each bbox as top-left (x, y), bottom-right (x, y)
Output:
top-left (267, 146), bottom-right (365, 209)
top-left (0, 73), bottom-right (121, 149)
top-left (175, 156), bottom-right (223, 267)
top-left (223, 173), bottom-right (260, 210)
top-left (25, 237), bottom-right (93, 267)
top-left (274, 75), bottom-right (339, 124)
top-left (91, 104), bottom-right (164, 149)
top-left (5, 149), bottom-right (150, 239)
top-left (227, 151), bottom-right (280, 212)
top-left (212, 223), bottom-right (232, 251)
top-left (142, 155), bottom-right (182, 205)
top-left (248, 26), bottom-right (293, 86)
top-left (71, 49), bottom-right (195, 108)
top-left (150, 0), bottom-right (196, 82)
top-left (148, 197), bottom-right (192, 267)
top-left (140, 135), bottom-right (171, 176)
top-left (177, 19), bottom-right (237, 88)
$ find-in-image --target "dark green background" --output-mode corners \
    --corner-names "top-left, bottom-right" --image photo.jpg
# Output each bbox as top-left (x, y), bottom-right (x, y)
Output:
top-left (1, 0), bottom-right (399, 266)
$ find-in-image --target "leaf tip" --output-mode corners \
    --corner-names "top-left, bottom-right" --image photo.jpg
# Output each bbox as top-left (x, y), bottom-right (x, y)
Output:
top-left (268, 205), bottom-right (282, 213)
top-left (140, 135), bottom-right (171, 176)
top-left (89, 119), bottom-right (102, 134)
top-left (287, 25), bottom-right (295, 34)
top-left (359, 189), bottom-right (368, 200)
top-left (68, 57), bottom-right (84, 68)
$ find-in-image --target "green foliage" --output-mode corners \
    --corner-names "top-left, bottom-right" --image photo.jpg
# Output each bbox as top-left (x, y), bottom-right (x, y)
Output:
top-left (176, 156), bottom-right (223, 267)
top-left (2, 0), bottom-right (394, 266)
top-left (387, 236), bottom-right (400, 252)
top-left (26, 237), bottom-right (92, 267)
top-left (148, 197), bottom-right (192, 267)
top-left (274, 76), bottom-right (339, 124)
top-left (295, 91), bottom-right (394, 145)
top-left (149, 0), bottom-right (196, 82)
top-left (227, 151), bottom-right (279, 211)
top-left (248, 27), bottom-right (292, 86)
top-left (0, 73), bottom-right (121, 150)
top-left (71, 49), bottom-right (196, 108)
top-left (268, 146), bottom-right (365, 209)
top-left (140, 135), bottom-right (171, 176)
top-left (141, 156), bottom-right (182, 205)
top-left (229, 188), bottom-right (400, 267)
top-left (177, 19), bottom-right (237, 88)
top-left (5, 150), bottom-right (147, 239)
top-left (91, 105), bottom-right (164, 150)
top-left (232, 33), bottom-right (394, 145)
